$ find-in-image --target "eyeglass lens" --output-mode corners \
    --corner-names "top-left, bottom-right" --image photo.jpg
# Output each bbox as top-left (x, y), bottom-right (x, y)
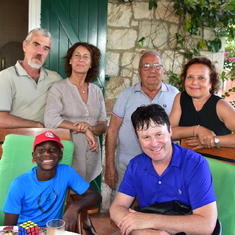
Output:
top-left (141, 63), bottom-right (162, 70)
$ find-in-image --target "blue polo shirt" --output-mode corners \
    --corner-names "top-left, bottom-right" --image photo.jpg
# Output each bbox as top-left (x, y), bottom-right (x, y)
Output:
top-left (119, 142), bottom-right (216, 210)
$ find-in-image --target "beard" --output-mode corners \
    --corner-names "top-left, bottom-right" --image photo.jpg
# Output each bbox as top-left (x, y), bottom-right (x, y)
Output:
top-left (28, 55), bottom-right (44, 69)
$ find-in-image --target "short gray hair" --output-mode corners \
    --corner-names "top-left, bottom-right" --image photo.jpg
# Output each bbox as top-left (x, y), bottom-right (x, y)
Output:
top-left (25, 28), bottom-right (52, 44)
top-left (139, 50), bottom-right (164, 67)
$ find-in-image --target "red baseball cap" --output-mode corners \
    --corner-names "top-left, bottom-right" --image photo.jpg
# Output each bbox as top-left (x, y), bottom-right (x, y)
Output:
top-left (33, 131), bottom-right (64, 151)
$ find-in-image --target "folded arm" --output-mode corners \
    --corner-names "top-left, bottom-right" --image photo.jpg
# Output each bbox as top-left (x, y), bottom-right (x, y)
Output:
top-left (111, 193), bottom-right (217, 235)
top-left (58, 120), bottom-right (98, 152)
top-left (72, 121), bottom-right (107, 136)
top-left (0, 112), bottom-right (44, 128)
top-left (63, 186), bottom-right (102, 232)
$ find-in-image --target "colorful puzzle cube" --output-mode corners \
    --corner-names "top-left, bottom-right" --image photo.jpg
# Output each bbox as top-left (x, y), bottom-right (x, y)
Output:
top-left (18, 221), bottom-right (39, 235)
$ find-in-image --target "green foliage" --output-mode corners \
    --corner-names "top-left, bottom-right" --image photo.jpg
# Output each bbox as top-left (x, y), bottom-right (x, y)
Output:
top-left (173, 0), bottom-right (235, 52)
top-left (145, 0), bottom-right (235, 101)
top-left (167, 70), bottom-right (184, 91)
top-left (138, 37), bottom-right (146, 47)
top-left (149, 0), bottom-right (158, 10)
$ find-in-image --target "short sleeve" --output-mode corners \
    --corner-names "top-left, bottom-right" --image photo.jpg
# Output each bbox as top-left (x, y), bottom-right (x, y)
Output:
top-left (0, 71), bottom-right (14, 112)
top-left (112, 89), bottom-right (132, 119)
top-left (66, 166), bottom-right (90, 194)
top-left (186, 157), bottom-right (216, 210)
top-left (44, 83), bottom-right (65, 128)
top-left (97, 88), bottom-right (107, 122)
top-left (3, 178), bottom-right (24, 214)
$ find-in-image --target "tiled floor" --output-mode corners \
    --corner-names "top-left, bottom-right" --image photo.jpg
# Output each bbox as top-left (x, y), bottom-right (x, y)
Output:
top-left (90, 213), bottom-right (121, 235)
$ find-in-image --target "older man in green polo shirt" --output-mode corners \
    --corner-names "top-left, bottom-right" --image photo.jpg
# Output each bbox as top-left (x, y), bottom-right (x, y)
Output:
top-left (0, 28), bottom-right (62, 128)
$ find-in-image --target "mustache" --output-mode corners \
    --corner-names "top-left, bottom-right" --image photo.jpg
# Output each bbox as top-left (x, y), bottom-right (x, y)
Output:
top-left (32, 54), bottom-right (42, 61)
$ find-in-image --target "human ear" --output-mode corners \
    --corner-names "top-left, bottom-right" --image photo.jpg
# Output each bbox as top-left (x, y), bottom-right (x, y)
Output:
top-left (22, 41), bottom-right (27, 52)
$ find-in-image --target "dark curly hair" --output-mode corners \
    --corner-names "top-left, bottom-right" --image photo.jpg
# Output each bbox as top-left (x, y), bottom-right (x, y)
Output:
top-left (180, 57), bottom-right (221, 94)
top-left (131, 104), bottom-right (171, 136)
top-left (63, 42), bottom-right (101, 82)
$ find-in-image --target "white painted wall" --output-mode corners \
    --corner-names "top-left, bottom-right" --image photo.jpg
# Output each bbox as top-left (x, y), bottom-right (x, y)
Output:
top-left (28, 0), bottom-right (41, 31)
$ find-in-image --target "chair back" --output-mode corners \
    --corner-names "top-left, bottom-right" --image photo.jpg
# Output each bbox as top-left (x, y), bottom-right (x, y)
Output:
top-left (206, 157), bottom-right (235, 235)
top-left (0, 128), bottom-right (70, 158)
top-left (0, 128), bottom-right (74, 225)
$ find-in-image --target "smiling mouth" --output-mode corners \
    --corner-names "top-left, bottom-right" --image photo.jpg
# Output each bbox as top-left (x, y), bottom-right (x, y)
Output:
top-left (42, 159), bottom-right (53, 163)
top-left (151, 147), bottom-right (162, 152)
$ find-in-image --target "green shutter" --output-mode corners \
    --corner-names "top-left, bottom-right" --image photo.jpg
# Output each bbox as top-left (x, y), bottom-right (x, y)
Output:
top-left (41, 0), bottom-right (108, 195)
top-left (41, 0), bottom-right (107, 90)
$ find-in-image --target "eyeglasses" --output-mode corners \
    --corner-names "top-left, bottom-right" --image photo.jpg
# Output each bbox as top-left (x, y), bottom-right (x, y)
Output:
top-left (139, 63), bottom-right (163, 71)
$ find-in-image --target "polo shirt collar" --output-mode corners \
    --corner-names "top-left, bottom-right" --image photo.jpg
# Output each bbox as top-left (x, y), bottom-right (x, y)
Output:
top-left (142, 142), bottom-right (181, 174)
top-left (15, 60), bottom-right (48, 79)
top-left (170, 142), bottom-right (182, 168)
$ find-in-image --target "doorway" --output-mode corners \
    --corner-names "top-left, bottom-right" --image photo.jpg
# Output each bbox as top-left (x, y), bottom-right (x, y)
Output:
top-left (0, 0), bottom-right (28, 70)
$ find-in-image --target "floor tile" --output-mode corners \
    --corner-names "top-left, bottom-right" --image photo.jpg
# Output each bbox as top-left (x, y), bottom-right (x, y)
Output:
top-left (90, 213), bottom-right (121, 235)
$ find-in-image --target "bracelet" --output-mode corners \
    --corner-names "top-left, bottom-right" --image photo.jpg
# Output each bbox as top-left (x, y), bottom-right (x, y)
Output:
top-left (195, 125), bottom-right (200, 136)
top-left (193, 125), bottom-right (200, 136)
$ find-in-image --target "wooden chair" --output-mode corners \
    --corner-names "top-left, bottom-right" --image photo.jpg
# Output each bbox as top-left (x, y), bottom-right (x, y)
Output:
top-left (0, 128), bottom-right (99, 234)
top-left (181, 138), bottom-right (235, 165)
top-left (65, 194), bottom-right (100, 234)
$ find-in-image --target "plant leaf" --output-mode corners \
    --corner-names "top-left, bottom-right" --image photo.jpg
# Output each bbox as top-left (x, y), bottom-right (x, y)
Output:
top-left (138, 37), bottom-right (146, 47)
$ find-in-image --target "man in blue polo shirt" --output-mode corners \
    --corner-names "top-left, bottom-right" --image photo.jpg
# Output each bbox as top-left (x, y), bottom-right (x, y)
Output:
top-left (110, 104), bottom-right (217, 235)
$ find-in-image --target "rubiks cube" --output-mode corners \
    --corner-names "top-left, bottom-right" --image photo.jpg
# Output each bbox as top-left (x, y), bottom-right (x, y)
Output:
top-left (18, 221), bottom-right (39, 235)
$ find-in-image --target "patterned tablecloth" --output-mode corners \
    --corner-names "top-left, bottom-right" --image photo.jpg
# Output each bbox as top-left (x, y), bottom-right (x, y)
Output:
top-left (0, 226), bottom-right (80, 235)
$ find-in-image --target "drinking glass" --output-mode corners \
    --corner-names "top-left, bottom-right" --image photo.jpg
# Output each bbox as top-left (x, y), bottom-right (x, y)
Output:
top-left (46, 219), bottom-right (65, 235)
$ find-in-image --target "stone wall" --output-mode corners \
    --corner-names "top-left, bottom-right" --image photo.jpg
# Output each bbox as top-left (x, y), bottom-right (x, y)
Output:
top-left (101, 0), bottom-right (225, 212)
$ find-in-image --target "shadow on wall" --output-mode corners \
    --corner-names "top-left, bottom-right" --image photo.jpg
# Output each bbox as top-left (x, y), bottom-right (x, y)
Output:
top-left (0, 41), bottom-right (24, 71)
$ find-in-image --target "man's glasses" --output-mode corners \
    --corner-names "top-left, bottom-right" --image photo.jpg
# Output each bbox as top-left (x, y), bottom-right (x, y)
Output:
top-left (139, 63), bottom-right (163, 71)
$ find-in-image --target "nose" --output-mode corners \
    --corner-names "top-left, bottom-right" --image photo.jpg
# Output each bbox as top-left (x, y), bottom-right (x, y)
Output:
top-left (36, 46), bottom-right (43, 54)
top-left (44, 149), bottom-right (52, 155)
top-left (151, 137), bottom-right (158, 146)
top-left (192, 78), bottom-right (197, 84)
top-left (77, 54), bottom-right (84, 61)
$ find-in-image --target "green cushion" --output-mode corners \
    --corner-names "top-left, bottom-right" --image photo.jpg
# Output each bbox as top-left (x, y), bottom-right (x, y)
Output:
top-left (206, 157), bottom-right (235, 235)
top-left (0, 134), bottom-right (74, 225)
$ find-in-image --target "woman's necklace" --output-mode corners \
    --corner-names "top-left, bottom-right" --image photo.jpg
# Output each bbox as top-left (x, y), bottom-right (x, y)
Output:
top-left (81, 84), bottom-right (88, 94)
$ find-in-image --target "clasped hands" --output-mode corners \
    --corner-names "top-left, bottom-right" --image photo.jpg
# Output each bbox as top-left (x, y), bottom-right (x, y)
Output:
top-left (72, 121), bottom-right (98, 152)
top-left (73, 121), bottom-right (92, 133)
top-left (186, 126), bottom-right (216, 150)
top-left (118, 209), bottom-right (170, 235)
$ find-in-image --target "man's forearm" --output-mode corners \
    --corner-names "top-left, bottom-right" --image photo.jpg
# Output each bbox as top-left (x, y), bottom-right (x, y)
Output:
top-left (115, 202), bottom-right (217, 235)
top-left (147, 213), bottom-right (216, 235)
top-left (105, 130), bottom-right (118, 167)
top-left (110, 204), bottom-right (129, 227)
top-left (0, 113), bottom-right (44, 128)
top-left (91, 122), bottom-right (107, 136)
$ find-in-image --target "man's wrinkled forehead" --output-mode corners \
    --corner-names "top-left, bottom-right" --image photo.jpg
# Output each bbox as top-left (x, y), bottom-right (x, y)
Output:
top-left (28, 33), bottom-right (51, 48)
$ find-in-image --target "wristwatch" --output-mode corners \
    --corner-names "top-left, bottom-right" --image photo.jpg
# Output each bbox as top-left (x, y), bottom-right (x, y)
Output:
top-left (214, 136), bottom-right (220, 148)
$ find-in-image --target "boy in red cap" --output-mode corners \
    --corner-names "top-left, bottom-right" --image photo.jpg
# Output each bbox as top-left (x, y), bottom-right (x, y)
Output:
top-left (3, 131), bottom-right (102, 232)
